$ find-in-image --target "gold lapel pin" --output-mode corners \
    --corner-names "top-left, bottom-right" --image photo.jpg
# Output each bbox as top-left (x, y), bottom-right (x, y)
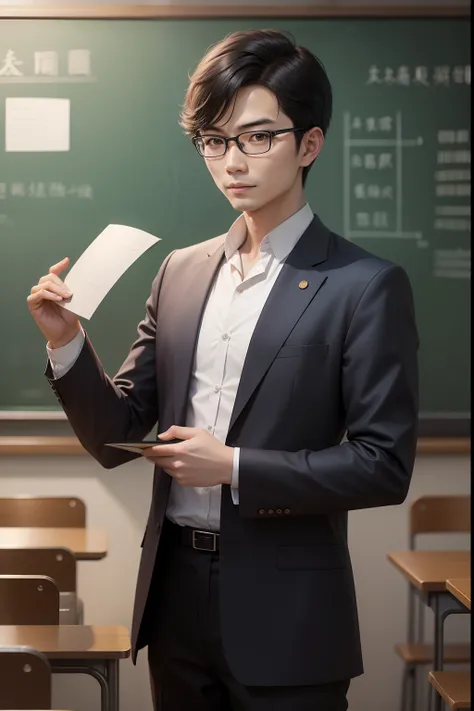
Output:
top-left (298, 280), bottom-right (309, 290)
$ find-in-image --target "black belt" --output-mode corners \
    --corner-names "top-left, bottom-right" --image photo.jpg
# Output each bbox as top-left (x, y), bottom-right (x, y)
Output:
top-left (167, 521), bottom-right (220, 553)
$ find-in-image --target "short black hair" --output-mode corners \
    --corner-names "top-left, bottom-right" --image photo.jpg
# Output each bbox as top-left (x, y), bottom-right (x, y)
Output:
top-left (180, 29), bottom-right (333, 186)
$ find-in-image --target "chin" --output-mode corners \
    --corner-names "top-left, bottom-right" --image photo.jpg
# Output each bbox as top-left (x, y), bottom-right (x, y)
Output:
top-left (228, 196), bottom-right (264, 212)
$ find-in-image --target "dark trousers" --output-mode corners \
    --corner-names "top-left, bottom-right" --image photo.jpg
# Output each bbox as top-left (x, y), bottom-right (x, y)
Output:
top-left (147, 519), bottom-right (350, 711)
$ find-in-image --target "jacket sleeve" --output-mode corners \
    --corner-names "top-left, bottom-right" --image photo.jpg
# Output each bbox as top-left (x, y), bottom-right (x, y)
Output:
top-left (238, 264), bottom-right (419, 517)
top-left (46, 251), bottom-right (175, 469)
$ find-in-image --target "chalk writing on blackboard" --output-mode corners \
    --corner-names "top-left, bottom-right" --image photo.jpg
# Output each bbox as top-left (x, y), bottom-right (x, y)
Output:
top-left (343, 111), bottom-right (423, 241)
top-left (366, 64), bottom-right (471, 87)
top-left (0, 47), bottom-right (95, 83)
top-left (0, 49), bottom-right (22, 76)
top-left (0, 182), bottom-right (93, 199)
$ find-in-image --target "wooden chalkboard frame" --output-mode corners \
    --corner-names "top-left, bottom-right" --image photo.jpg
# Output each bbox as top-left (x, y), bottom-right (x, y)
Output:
top-left (0, 6), bottom-right (470, 453)
top-left (0, 5), bottom-right (470, 19)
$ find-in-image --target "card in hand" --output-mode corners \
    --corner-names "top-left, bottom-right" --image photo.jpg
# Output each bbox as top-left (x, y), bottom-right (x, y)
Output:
top-left (105, 439), bottom-right (182, 454)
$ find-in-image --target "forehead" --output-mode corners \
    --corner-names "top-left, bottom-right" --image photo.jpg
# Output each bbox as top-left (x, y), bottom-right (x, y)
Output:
top-left (212, 85), bottom-right (284, 131)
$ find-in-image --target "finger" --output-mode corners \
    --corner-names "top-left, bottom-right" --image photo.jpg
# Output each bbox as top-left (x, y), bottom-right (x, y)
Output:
top-left (158, 426), bottom-right (197, 441)
top-left (27, 288), bottom-right (65, 306)
top-left (163, 467), bottom-right (180, 478)
top-left (39, 272), bottom-right (66, 287)
top-left (162, 463), bottom-right (185, 478)
top-left (31, 282), bottom-right (72, 299)
top-left (143, 455), bottom-right (180, 471)
top-left (49, 257), bottom-right (70, 276)
top-left (144, 445), bottom-right (181, 458)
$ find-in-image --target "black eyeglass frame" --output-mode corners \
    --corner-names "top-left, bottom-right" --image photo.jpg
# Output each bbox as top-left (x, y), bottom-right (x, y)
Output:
top-left (191, 127), bottom-right (307, 157)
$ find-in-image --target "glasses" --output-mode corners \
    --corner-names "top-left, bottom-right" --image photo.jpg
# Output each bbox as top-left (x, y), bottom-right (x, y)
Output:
top-left (192, 128), bottom-right (305, 158)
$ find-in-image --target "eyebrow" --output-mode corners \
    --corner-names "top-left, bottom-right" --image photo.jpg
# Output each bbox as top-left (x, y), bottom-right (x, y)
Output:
top-left (205, 117), bottom-right (277, 134)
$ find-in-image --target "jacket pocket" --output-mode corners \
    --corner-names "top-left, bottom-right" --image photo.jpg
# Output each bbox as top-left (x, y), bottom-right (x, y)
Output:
top-left (277, 544), bottom-right (347, 570)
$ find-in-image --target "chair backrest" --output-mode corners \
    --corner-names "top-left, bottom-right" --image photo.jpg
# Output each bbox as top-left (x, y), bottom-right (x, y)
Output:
top-left (410, 495), bottom-right (471, 542)
top-left (0, 645), bottom-right (52, 710)
top-left (0, 574), bottom-right (60, 624)
top-left (0, 547), bottom-right (76, 592)
top-left (0, 496), bottom-right (86, 527)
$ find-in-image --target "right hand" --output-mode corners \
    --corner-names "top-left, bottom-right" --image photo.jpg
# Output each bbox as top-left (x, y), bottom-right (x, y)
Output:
top-left (27, 257), bottom-right (81, 348)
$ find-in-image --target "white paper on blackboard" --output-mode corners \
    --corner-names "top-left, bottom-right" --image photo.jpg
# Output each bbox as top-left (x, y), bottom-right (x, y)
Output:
top-left (5, 97), bottom-right (70, 152)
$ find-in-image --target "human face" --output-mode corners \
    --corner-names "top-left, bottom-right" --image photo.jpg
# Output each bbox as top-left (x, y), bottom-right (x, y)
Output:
top-left (200, 85), bottom-right (322, 219)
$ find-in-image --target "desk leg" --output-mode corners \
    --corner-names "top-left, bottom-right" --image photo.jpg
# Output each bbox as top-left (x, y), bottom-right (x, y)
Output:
top-left (51, 662), bottom-right (109, 711)
top-left (107, 659), bottom-right (120, 711)
top-left (432, 595), bottom-right (442, 711)
top-left (427, 592), bottom-right (468, 711)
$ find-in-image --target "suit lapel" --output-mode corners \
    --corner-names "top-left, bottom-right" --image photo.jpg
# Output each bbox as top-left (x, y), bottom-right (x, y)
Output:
top-left (227, 215), bottom-right (331, 436)
top-left (172, 241), bottom-right (225, 424)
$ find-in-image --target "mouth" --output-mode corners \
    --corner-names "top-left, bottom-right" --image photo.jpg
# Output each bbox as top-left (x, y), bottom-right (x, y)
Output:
top-left (227, 185), bottom-right (255, 193)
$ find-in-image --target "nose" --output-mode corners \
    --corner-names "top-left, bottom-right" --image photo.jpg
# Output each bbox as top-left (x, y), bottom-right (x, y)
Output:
top-left (224, 139), bottom-right (248, 173)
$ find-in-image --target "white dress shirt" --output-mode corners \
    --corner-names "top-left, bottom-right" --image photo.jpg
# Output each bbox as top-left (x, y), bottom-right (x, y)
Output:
top-left (48, 203), bottom-right (314, 531)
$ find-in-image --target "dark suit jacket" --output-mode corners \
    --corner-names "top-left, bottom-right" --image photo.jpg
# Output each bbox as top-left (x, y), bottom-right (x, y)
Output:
top-left (47, 214), bottom-right (419, 687)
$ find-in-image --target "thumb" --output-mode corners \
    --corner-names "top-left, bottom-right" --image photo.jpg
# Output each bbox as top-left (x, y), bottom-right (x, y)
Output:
top-left (158, 426), bottom-right (195, 441)
top-left (49, 257), bottom-right (70, 276)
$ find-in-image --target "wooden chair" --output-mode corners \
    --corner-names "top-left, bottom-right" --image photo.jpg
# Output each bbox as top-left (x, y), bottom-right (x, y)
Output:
top-left (0, 548), bottom-right (83, 624)
top-left (428, 670), bottom-right (471, 709)
top-left (0, 496), bottom-right (86, 527)
top-left (396, 495), bottom-right (471, 711)
top-left (0, 574), bottom-right (59, 624)
top-left (0, 645), bottom-right (52, 710)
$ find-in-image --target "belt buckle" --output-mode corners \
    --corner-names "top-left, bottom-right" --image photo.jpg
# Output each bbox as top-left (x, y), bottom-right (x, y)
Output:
top-left (192, 529), bottom-right (217, 552)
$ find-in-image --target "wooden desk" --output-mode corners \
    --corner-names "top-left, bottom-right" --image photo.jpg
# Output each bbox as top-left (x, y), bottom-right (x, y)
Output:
top-left (387, 551), bottom-right (470, 592)
top-left (0, 527), bottom-right (107, 561)
top-left (0, 625), bottom-right (130, 711)
top-left (388, 551), bottom-right (471, 711)
top-left (446, 578), bottom-right (471, 611)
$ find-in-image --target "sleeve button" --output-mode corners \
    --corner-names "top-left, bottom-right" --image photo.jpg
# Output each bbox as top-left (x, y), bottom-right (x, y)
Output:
top-left (284, 508), bottom-right (290, 515)
top-left (268, 509), bottom-right (274, 515)
top-left (276, 509), bottom-right (282, 514)
top-left (258, 509), bottom-right (265, 515)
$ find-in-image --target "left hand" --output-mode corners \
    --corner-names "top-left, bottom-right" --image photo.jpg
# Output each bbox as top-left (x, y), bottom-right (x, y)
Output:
top-left (142, 426), bottom-right (234, 487)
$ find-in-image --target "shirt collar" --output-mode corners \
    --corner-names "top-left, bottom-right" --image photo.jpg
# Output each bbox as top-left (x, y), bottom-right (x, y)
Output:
top-left (224, 203), bottom-right (314, 264)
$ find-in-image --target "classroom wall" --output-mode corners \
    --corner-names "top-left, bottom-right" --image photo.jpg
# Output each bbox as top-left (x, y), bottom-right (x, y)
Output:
top-left (0, 453), bottom-right (470, 711)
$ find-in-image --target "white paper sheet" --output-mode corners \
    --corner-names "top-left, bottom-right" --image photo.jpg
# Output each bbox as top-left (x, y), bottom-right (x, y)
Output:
top-left (5, 97), bottom-right (70, 152)
top-left (60, 224), bottom-right (160, 320)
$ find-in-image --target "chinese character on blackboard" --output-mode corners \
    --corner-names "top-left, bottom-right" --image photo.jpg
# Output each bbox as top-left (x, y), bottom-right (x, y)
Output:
top-left (0, 50), bottom-right (23, 77)
top-left (68, 49), bottom-right (91, 76)
top-left (34, 51), bottom-right (59, 77)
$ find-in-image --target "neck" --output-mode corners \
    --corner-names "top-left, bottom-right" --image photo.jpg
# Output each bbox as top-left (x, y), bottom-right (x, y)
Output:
top-left (241, 186), bottom-right (307, 256)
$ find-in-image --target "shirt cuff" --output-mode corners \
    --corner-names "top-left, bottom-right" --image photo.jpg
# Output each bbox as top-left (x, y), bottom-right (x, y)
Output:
top-left (231, 447), bottom-right (240, 505)
top-left (47, 327), bottom-right (85, 380)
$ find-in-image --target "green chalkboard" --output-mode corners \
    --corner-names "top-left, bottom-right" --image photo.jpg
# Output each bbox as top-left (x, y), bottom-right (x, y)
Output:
top-left (0, 10), bottom-right (470, 436)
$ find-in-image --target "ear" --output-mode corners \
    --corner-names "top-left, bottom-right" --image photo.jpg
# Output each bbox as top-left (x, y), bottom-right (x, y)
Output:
top-left (299, 127), bottom-right (324, 167)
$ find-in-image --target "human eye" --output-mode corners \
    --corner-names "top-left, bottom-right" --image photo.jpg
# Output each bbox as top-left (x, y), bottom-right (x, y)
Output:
top-left (249, 131), bottom-right (269, 143)
top-left (202, 135), bottom-right (225, 147)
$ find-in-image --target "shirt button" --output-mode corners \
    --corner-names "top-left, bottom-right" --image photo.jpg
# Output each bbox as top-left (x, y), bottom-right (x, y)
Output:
top-left (222, 333), bottom-right (230, 341)
top-left (214, 385), bottom-right (221, 393)
top-left (207, 425), bottom-right (213, 431)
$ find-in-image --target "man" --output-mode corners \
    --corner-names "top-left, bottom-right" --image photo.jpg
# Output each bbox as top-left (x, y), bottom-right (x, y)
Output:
top-left (28, 29), bottom-right (418, 711)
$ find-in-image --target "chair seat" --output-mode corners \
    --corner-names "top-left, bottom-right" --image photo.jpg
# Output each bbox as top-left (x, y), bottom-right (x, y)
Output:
top-left (428, 670), bottom-right (471, 709)
top-left (395, 642), bottom-right (471, 665)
